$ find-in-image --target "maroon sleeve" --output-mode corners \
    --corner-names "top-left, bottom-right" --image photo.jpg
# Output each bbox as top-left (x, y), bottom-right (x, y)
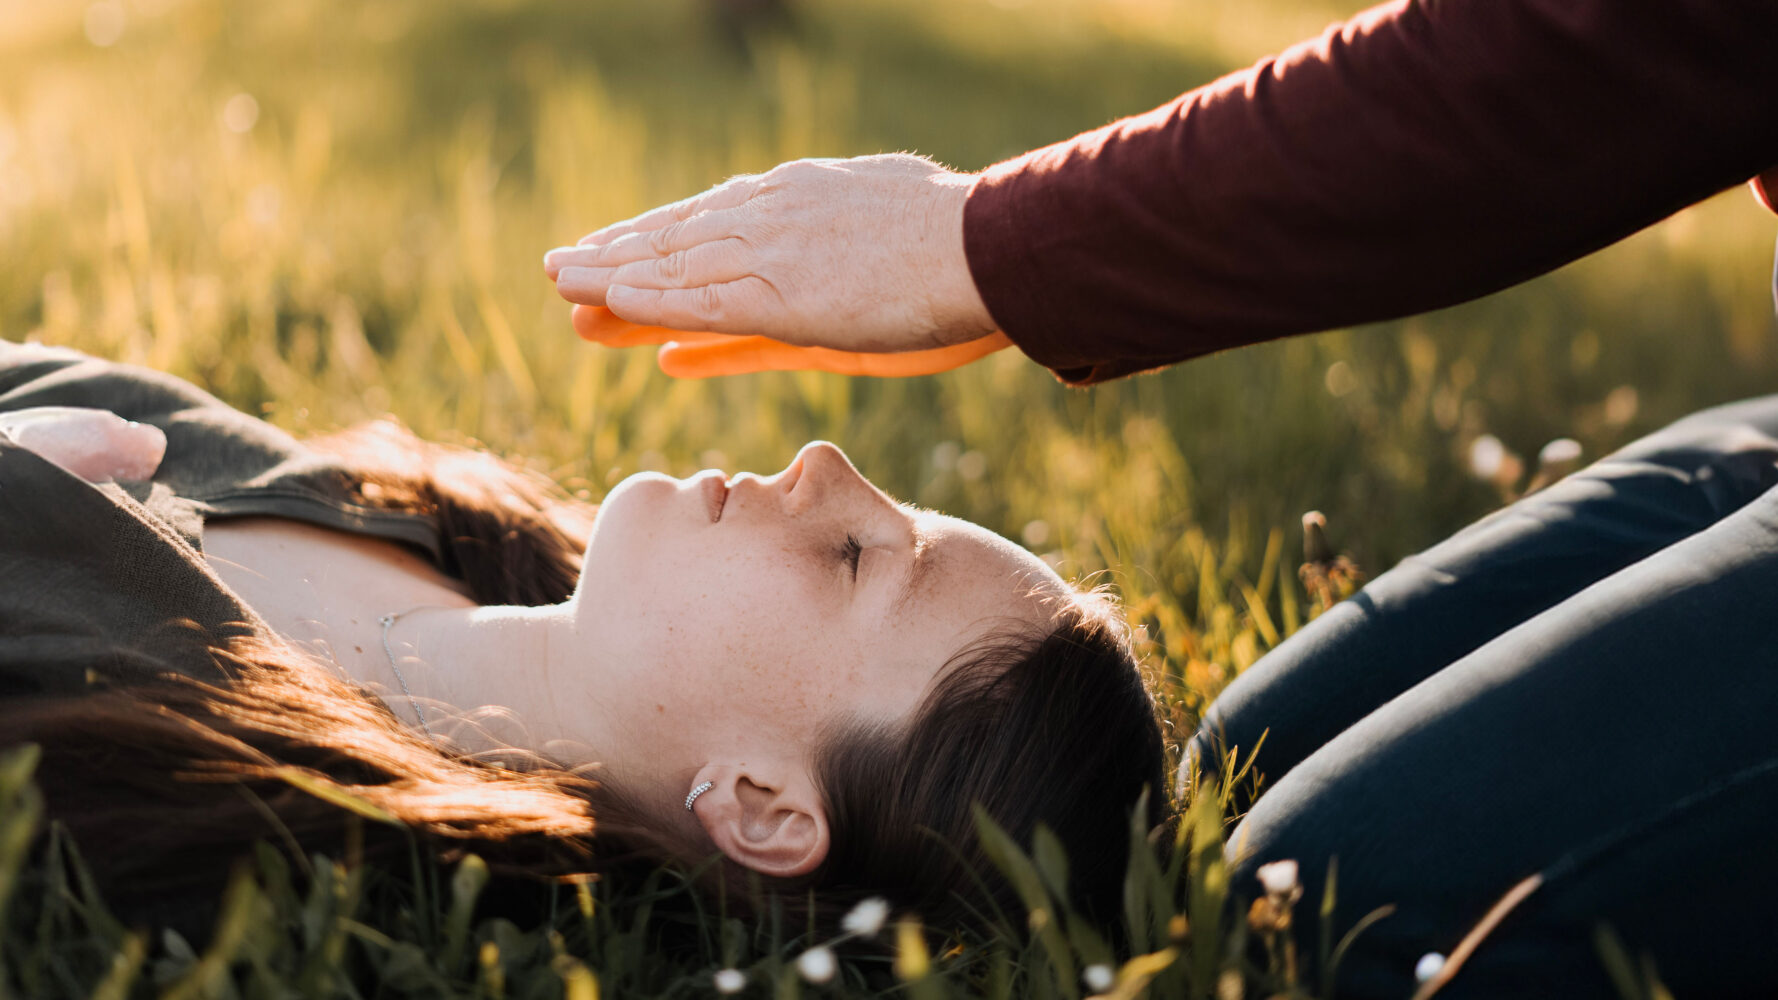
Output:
top-left (964, 0), bottom-right (1778, 385)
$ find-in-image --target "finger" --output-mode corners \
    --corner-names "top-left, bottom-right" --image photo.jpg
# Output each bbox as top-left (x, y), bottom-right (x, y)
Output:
top-left (109, 420), bottom-right (167, 480)
top-left (574, 175), bottom-right (758, 248)
top-left (570, 304), bottom-right (735, 347)
top-left (609, 238), bottom-right (752, 292)
top-left (546, 210), bottom-right (742, 279)
top-left (556, 266), bottom-right (615, 307)
top-left (605, 276), bottom-right (778, 333)
top-left (657, 332), bottom-right (1013, 379)
top-left (557, 238), bottom-right (755, 308)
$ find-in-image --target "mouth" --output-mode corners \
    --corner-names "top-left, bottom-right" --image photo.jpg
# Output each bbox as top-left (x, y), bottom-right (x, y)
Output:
top-left (702, 475), bottom-right (731, 523)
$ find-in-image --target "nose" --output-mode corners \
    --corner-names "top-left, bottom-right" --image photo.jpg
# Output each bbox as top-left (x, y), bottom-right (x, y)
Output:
top-left (790, 440), bottom-right (857, 492)
top-left (795, 441), bottom-right (852, 478)
top-left (785, 441), bottom-right (883, 513)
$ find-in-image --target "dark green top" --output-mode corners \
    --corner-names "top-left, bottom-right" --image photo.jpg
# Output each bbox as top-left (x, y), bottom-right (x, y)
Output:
top-left (0, 341), bottom-right (441, 696)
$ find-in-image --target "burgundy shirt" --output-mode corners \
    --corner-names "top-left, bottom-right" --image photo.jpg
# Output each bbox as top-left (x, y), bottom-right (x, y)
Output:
top-left (963, 0), bottom-right (1778, 385)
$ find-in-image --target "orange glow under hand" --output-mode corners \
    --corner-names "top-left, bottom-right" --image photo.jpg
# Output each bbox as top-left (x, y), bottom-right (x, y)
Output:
top-left (570, 305), bottom-right (1012, 378)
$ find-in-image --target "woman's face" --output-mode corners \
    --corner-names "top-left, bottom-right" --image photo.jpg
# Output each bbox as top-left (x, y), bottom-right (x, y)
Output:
top-left (569, 441), bottom-right (1069, 778)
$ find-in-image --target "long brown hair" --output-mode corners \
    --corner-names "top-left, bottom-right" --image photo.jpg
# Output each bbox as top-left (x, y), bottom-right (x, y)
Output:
top-left (3, 420), bottom-right (1167, 940)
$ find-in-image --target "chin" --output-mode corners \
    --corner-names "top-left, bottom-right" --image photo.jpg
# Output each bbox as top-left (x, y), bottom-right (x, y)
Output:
top-left (571, 473), bottom-right (671, 607)
top-left (587, 471), bottom-right (677, 538)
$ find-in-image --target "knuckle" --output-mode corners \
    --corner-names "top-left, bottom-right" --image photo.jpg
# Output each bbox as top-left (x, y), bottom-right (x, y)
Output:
top-left (657, 251), bottom-right (688, 286)
top-left (712, 236), bottom-right (748, 267)
top-left (592, 235), bottom-right (631, 265)
top-left (691, 284), bottom-right (726, 326)
top-left (646, 225), bottom-right (676, 257)
top-left (719, 172), bottom-right (760, 196)
top-left (760, 161), bottom-right (813, 193)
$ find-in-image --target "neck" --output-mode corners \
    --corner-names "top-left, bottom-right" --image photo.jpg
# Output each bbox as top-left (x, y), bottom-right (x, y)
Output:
top-left (380, 602), bottom-right (608, 763)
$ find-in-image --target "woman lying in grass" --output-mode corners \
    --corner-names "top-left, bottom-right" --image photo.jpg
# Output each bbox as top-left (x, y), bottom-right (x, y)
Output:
top-left (0, 339), bottom-right (1166, 939)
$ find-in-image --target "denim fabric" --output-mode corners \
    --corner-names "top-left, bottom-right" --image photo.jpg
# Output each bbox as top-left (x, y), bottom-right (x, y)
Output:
top-left (1192, 396), bottom-right (1778, 998)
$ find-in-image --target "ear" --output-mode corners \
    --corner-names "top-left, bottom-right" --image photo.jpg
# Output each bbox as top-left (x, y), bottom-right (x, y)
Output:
top-left (688, 766), bottom-right (830, 878)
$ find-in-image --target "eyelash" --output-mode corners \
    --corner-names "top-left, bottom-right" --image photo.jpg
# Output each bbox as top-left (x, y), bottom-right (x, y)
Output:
top-left (841, 533), bottom-right (864, 579)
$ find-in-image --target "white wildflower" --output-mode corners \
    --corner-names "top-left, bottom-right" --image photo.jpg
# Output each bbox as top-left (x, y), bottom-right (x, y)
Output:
top-left (713, 968), bottom-right (746, 994)
top-left (1538, 437), bottom-right (1582, 466)
top-left (796, 946), bottom-right (837, 984)
top-left (1414, 951), bottom-right (1445, 983)
top-left (1083, 963), bottom-right (1116, 992)
top-left (841, 897), bottom-right (890, 938)
top-left (1256, 859), bottom-right (1300, 897)
top-left (1468, 435), bottom-right (1506, 479)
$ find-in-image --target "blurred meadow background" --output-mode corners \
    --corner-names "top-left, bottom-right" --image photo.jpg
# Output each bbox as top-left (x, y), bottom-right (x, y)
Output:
top-left (1, 0), bottom-right (1775, 995)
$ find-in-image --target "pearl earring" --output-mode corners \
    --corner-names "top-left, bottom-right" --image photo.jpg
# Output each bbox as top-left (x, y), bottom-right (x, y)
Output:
top-left (684, 780), bottom-right (714, 811)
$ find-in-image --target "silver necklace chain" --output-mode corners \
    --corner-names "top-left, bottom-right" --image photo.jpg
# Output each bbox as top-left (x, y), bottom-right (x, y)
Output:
top-left (379, 607), bottom-right (438, 741)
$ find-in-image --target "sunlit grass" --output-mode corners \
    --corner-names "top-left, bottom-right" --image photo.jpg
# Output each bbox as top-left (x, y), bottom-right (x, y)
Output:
top-left (1, 0), bottom-right (1773, 995)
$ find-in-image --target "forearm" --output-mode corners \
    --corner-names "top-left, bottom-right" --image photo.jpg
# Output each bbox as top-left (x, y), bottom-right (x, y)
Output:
top-left (965, 0), bottom-right (1778, 384)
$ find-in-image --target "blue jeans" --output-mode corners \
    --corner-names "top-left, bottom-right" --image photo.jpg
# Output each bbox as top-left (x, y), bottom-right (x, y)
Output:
top-left (1191, 395), bottom-right (1778, 998)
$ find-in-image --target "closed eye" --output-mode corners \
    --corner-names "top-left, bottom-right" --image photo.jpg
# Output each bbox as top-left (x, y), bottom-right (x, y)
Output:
top-left (842, 533), bottom-right (863, 579)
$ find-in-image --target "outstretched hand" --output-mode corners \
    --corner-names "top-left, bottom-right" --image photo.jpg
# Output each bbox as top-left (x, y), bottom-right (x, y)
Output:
top-left (544, 154), bottom-right (1008, 377)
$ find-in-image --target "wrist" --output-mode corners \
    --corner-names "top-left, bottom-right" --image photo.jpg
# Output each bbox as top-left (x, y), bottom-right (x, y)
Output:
top-left (921, 171), bottom-right (999, 348)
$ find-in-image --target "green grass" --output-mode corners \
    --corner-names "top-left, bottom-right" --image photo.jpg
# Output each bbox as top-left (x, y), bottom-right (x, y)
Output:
top-left (0, 0), bottom-right (1769, 995)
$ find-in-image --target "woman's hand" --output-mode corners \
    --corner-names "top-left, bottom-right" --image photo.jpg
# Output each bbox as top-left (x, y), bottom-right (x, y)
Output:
top-left (543, 154), bottom-right (1006, 376)
top-left (0, 406), bottom-right (167, 482)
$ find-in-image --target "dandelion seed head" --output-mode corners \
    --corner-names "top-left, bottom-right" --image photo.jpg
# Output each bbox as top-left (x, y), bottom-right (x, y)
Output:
top-left (713, 968), bottom-right (746, 994)
top-left (1083, 963), bottom-right (1115, 992)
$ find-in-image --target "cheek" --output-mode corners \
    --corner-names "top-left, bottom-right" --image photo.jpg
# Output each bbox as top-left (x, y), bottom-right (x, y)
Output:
top-left (623, 613), bottom-right (863, 736)
top-left (579, 510), bottom-right (862, 720)
top-left (593, 547), bottom-right (825, 671)
top-left (652, 593), bottom-right (872, 730)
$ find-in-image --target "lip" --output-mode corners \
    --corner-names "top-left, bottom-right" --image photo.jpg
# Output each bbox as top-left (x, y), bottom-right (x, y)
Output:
top-left (702, 475), bottom-right (731, 523)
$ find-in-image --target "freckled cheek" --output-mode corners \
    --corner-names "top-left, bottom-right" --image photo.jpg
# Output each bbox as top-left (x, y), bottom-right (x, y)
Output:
top-left (707, 626), bottom-right (858, 727)
top-left (601, 537), bottom-right (855, 716)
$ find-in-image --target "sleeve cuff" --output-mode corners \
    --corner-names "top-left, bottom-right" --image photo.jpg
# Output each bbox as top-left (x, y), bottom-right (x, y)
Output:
top-left (1753, 166), bottom-right (1778, 215)
top-left (963, 148), bottom-right (1121, 385)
